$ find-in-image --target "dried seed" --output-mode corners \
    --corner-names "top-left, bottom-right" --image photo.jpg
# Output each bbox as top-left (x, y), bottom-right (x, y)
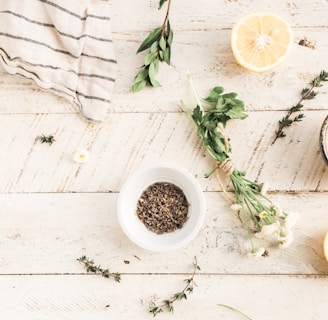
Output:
top-left (136, 182), bottom-right (189, 234)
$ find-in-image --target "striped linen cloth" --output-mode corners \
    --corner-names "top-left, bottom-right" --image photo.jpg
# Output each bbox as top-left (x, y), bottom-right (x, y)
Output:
top-left (0, 0), bottom-right (117, 122)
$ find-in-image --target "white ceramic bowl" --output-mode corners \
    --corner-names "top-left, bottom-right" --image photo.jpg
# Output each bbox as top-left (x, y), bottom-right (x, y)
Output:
top-left (117, 163), bottom-right (206, 251)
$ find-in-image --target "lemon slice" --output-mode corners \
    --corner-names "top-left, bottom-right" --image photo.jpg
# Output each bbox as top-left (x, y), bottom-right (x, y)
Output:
top-left (324, 232), bottom-right (328, 261)
top-left (231, 12), bottom-right (293, 72)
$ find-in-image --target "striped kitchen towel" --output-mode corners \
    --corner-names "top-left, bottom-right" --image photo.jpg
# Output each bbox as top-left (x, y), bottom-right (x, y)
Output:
top-left (0, 0), bottom-right (117, 122)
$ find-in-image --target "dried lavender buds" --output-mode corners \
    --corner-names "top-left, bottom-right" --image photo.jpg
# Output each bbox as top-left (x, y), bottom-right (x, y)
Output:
top-left (136, 182), bottom-right (189, 234)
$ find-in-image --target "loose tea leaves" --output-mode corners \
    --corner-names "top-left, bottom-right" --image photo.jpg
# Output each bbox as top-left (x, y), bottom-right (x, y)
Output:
top-left (136, 182), bottom-right (189, 234)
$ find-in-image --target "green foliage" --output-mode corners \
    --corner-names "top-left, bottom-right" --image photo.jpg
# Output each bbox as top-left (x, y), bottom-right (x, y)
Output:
top-left (37, 134), bottom-right (55, 145)
top-left (149, 257), bottom-right (200, 317)
top-left (77, 256), bottom-right (121, 282)
top-left (272, 70), bottom-right (328, 144)
top-left (182, 85), bottom-right (247, 164)
top-left (133, 0), bottom-right (173, 92)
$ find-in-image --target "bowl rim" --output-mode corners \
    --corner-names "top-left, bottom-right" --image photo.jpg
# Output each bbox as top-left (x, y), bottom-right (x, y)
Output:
top-left (320, 115), bottom-right (328, 165)
top-left (117, 162), bottom-right (206, 251)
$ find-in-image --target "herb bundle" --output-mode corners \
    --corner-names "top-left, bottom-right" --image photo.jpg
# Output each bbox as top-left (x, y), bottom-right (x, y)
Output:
top-left (149, 257), bottom-right (200, 316)
top-left (132, 0), bottom-right (173, 92)
top-left (272, 70), bottom-right (328, 144)
top-left (182, 78), bottom-right (298, 256)
top-left (77, 256), bottom-right (121, 282)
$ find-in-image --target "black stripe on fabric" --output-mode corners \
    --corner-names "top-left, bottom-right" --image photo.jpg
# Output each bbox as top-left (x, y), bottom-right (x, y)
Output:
top-left (37, 0), bottom-right (111, 21)
top-left (0, 47), bottom-right (116, 82)
top-left (0, 32), bottom-right (79, 59)
top-left (81, 53), bottom-right (117, 64)
top-left (76, 91), bottom-right (111, 103)
top-left (0, 33), bottom-right (117, 64)
top-left (0, 11), bottom-right (113, 43)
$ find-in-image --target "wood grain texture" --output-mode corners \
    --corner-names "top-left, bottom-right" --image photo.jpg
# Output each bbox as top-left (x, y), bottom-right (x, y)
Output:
top-left (0, 112), bottom-right (327, 193)
top-left (0, 0), bottom-right (328, 319)
top-left (0, 193), bottom-right (327, 275)
top-left (0, 274), bottom-right (328, 319)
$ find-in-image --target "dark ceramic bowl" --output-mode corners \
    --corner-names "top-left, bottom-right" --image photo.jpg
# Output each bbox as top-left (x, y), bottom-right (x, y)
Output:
top-left (320, 115), bottom-right (328, 165)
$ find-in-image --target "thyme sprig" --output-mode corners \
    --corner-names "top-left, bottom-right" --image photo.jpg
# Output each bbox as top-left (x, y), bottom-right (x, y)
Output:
top-left (77, 256), bottom-right (121, 282)
top-left (37, 134), bottom-right (55, 145)
top-left (182, 77), bottom-right (298, 256)
top-left (149, 256), bottom-right (200, 316)
top-left (272, 70), bottom-right (328, 144)
top-left (132, 0), bottom-right (173, 92)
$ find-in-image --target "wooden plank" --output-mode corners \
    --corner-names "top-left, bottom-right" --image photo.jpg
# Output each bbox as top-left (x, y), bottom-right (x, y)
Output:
top-left (0, 112), bottom-right (327, 193)
top-left (0, 274), bottom-right (327, 319)
top-left (0, 192), bottom-right (327, 275)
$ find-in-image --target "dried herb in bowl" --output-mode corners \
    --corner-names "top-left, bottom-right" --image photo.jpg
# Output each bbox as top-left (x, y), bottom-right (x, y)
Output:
top-left (136, 182), bottom-right (189, 234)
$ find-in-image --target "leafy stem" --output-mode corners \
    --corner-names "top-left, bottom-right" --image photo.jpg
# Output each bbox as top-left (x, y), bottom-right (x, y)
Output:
top-left (37, 134), bottom-right (55, 145)
top-left (272, 70), bottom-right (328, 144)
top-left (149, 256), bottom-right (200, 316)
top-left (77, 256), bottom-right (121, 282)
top-left (132, 0), bottom-right (173, 92)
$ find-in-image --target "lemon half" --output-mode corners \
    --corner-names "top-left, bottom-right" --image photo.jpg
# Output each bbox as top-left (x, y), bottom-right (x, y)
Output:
top-left (231, 12), bottom-right (293, 73)
top-left (324, 232), bottom-right (328, 261)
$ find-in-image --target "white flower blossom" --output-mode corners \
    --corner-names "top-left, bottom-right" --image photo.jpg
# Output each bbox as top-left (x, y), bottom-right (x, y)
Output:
top-left (230, 204), bottom-right (242, 211)
top-left (284, 211), bottom-right (299, 229)
top-left (72, 148), bottom-right (90, 163)
top-left (255, 223), bottom-right (279, 239)
top-left (278, 229), bottom-right (294, 249)
top-left (247, 246), bottom-right (266, 258)
top-left (270, 203), bottom-right (283, 217)
top-left (258, 211), bottom-right (269, 219)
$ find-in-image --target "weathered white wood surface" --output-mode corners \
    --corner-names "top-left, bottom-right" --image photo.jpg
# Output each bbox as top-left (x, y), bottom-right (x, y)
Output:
top-left (0, 0), bottom-right (328, 319)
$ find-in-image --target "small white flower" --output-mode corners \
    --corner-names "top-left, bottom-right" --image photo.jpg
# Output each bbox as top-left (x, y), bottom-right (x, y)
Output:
top-left (230, 204), bottom-right (242, 211)
top-left (72, 148), bottom-right (90, 163)
top-left (284, 212), bottom-right (299, 229)
top-left (258, 211), bottom-right (269, 219)
top-left (247, 246), bottom-right (266, 258)
top-left (278, 229), bottom-right (294, 249)
top-left (255, 223), bottom-right (279, 239)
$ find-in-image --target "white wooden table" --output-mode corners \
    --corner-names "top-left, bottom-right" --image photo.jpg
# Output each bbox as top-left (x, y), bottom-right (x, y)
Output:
top-left (1, 0), bottom-right (328, 319)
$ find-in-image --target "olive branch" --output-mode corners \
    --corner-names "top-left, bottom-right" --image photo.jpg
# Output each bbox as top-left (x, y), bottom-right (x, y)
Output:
top-left (132, 0), bottom-right (173, 92)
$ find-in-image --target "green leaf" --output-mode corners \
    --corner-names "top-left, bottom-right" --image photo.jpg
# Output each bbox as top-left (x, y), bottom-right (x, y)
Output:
top-left (163, 47), bottom-right (171, 64)
top-left (137, 27), bottom-right (162, 53)
top-left (150, 41), bottom-right (159, 53)
top-left (149, 63), bottom-right (161, 87)
top-left (144, 52), bottom-right (158, 66)
top-left (167, 21), bottom-right (173, 46)
top-left (203, 87), bottom-right (224, 104)
top-left (132, 79), bottom-right (147, 93)
top-left (159, 36), bottom-right (166, 51)
top-left (134, 69), bottom-right (149, 83)
top-left (158, 0), bottom-right (168, 9)
top-left (225, 105), bottom-right (248, 120)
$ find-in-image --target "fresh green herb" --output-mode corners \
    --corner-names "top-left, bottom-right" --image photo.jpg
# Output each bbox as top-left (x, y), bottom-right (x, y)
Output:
top-left (37, 134), bottom-right (55, 145)
top-left (132, 0), bottom-right (173, 92)
top-left (218, 303), bottom-right (254, 320)
top-left (272, 70), bottom-right (328, 144)
top-left (149, 256), bottom-right (200, 316)
top-left (182, 76), bottom-right (298, 256)
top-left (77, 256), bottom-right (121, 282)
